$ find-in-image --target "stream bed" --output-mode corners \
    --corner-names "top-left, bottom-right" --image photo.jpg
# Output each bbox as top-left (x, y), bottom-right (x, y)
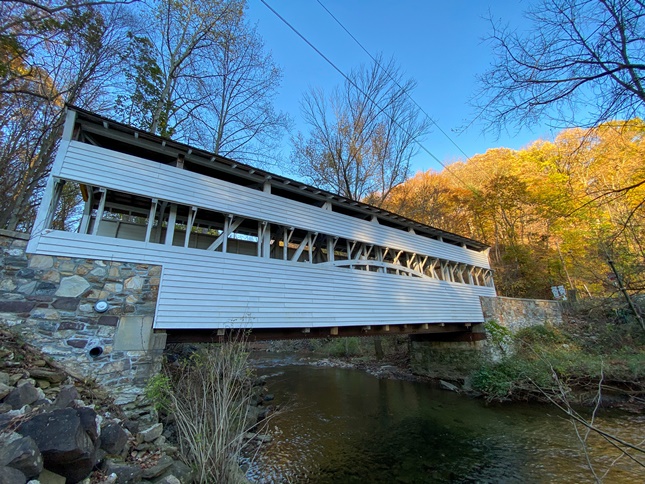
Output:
top-left (246, 356), bottom-right (644, 483)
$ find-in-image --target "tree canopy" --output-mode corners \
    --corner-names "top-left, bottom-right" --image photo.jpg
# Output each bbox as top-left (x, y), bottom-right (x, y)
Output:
top-left (291, 55), bottom-right (431, 206)
top-left (477, 0), bottom-right (645, 132)
top-left (0, 0), bottom-right (290, 231)
top-left (384, 121), bottom-right (645, 299)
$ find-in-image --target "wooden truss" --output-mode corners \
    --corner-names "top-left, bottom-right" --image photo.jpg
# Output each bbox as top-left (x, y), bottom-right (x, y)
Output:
top-left (50, 182), bottom-right (494, 288)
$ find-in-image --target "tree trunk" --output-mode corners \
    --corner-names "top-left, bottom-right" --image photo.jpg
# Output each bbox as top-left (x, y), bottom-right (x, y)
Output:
top-left (374, 335), bottom-right (384, 361)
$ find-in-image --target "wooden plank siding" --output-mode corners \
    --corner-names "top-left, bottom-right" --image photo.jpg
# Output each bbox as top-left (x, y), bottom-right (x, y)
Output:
top-left (27, 112), bottom-right (496, 331)
top-left (31, 231), bottom-right (495, 329)
top-left (58, 141), bottom-right (490, 267)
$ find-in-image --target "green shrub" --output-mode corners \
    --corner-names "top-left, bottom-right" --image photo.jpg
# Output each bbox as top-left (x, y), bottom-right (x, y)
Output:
top-left (144, 373), bottom-right (172, 412)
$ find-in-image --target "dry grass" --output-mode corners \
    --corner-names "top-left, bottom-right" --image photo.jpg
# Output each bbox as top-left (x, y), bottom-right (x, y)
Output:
top-left (162, 333), bottom-right (254, 483)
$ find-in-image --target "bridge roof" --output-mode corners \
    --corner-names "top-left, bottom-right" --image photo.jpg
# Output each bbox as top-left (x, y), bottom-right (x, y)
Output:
top-left (68, 106), bottom-right (489, 252)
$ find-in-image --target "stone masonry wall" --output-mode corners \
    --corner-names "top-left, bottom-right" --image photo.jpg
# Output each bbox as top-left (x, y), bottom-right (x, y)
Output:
top-left (411, 296), bottom-right (564, 380)
top-left (479, 295), bottom-right (563, 332)
top-left (0, 230), bottom-right (165, 404)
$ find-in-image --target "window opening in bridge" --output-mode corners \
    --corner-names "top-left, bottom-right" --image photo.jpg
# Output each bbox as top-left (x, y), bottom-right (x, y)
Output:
top-left (51, 182), bottom-right (493, 288)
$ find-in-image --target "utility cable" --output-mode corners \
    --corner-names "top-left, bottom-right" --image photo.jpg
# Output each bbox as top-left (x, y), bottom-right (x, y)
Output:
top-left (259, 0), bottom-right (481, 196)
top-left (315, 0), bottom-right (473, 162)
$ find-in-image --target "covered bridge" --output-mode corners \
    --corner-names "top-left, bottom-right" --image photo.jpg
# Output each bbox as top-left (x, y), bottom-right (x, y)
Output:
top-left (28, 107), bottom-right (496, 341)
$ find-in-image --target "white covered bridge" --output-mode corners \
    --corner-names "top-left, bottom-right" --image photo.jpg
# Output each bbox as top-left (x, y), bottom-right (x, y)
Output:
top-left (28, 108), bottom-right (496, 342)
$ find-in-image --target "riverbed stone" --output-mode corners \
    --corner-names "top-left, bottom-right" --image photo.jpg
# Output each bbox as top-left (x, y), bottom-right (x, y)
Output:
top-left (27, 369), bottom-right (65, 384)
top-left (142, 454), bottom-right (174, 479)
top-left (100, 422), bottom-right (129, 455)
top-left (139, 423), bottom-right (163, 443)
top-left (0, 466), bottom-right (26, 484)
top-left (18, 408), bottom-right (96, 481)
top-left (0, 436), bottom-right (43, 479)
top-left (160, 461), bottom-right (194, 484)
top-left (4, 382), bottom-right (40, 409)
top-left (102, 458), bottom-right (143, 484)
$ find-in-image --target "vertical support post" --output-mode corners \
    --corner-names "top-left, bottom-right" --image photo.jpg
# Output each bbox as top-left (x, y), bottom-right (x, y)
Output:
top-left (184, 206), bottom-right (198, 248)
top-left (164, 203), bottom-right (177, 245)
top-left (327, 236), bottom-right (337, 263)
top-left (261, 222), bottom-right (271, 258)
top-left (78, 189), bottom-right (93, 235)
top-left (145, 199), bottom-right (158, 243)
top-left (283, 227), bottom-right (294, 260)
top-left (154, 201), bottom-right (168, 243)
top-left (222, 215), bottom-right (231, 253)
top-left (91, 188), bottom-right (107, 236)
top-left (42, 179), bottom-right (65, 230)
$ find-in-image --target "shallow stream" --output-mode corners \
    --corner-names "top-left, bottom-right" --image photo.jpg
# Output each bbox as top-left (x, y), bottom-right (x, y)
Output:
top-left (246, 356), bottom-right (644, 483)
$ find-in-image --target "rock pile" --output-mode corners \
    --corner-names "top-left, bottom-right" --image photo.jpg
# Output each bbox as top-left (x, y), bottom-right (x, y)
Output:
top-left (0, 331), bottom-right (193, 484)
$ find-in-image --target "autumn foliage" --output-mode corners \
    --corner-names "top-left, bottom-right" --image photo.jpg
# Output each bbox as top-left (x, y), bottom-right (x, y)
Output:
top-left (383, 121), bottom-right (645, 299)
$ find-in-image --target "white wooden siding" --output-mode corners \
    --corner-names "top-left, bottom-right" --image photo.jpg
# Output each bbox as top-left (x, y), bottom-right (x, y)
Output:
top-left (29, 230), bottom-right (495, 329)
top-left (56, 142), bottom-right (490, 268)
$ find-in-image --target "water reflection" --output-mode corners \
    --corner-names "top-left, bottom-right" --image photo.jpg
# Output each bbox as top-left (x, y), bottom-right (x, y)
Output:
top-left (247, 361), bottom-right (644, 483)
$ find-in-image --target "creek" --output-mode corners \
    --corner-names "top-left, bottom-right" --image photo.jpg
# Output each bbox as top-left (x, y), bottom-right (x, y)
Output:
top-left (247, 355), bottom-right (644, 483)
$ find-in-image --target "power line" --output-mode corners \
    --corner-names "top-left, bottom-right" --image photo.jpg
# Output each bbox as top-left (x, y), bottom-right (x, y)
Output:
top-left (258, 0), bottom-right (480, 196)
top-left (315, 0), bottom-right (473, 162)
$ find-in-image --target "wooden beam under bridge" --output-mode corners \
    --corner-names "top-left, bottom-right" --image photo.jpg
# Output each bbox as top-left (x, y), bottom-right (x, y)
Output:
top-left (163, 322), bottom-right (486, 343)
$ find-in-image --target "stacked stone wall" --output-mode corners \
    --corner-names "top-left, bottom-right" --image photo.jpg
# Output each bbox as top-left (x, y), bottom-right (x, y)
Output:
top-left (0, 230), bottom-right (165, 403)
top-left (479, 295), bottom-right (563, 332)
top-left (411, 296), bottom-right (564, 379)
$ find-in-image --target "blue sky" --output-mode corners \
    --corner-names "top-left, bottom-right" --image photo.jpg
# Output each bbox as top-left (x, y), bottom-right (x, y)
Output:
top-left (246, 0), bottom-right (553, 174)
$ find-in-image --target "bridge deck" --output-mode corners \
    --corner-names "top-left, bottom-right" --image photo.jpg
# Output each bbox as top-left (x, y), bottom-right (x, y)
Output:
top-left (164, 323), bottom-right (485, 343)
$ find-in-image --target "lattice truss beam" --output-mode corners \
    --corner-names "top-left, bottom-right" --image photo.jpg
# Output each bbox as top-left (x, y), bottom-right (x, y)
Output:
top-left (49, 180), bottom-right (494, 288)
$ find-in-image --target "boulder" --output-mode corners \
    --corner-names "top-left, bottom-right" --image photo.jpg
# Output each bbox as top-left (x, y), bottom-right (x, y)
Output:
top-left (142, 454), bottom-right (174, 480)
top-left (36, 469), bottom-right (66, 483)
top-left (100, 422), bottom-right (129, 455)
top-left (77, 407), bottom-right (100, 443)
top-left (18, 408), bottom-right (96, 482)
top-left (52, 385), bottom-right (79, 409)
top-left (0, 465), bottom-right (26, 484)
top-left (27, 369), bottom-right (65, 384)
top-left (102, 458), bottom-right (143, 484)
top-left (138, 423), bottom-right (163, 443)
top-left (0, 436), bottom-right (43, 479)
top-left (161, 460), bottom-right (194, 484)
top-left (0, 382), bottom-right (11, 400)
top-left (3, 382), bottom-right (40, 410)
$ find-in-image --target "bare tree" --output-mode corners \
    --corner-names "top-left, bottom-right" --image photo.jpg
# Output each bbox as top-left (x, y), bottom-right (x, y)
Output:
top-left (116, 0), bottom-right (288, 166)
top-left (291, 55), bottom-right (431, 205)
top-left (188, 19), bottom-right (290, 166)
top-left (476, 0), bottom-right (645, 133)
top-left (116, 0), bottom-right (245, 137)
top-left (0, 3), bottom-right (129, 231)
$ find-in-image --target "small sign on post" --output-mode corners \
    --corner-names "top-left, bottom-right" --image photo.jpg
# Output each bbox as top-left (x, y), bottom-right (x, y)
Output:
top-left (551, 285), bottom-right (567, 300)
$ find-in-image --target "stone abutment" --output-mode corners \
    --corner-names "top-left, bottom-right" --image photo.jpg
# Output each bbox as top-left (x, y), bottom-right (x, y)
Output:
top-left (410, 295), bottom-right (564, 379)
top-left (0, 230), bottom-right (165, 404)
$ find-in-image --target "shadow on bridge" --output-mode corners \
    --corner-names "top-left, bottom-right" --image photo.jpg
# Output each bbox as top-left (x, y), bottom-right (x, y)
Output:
top-left (164, 323), bottom-right (485, 343)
